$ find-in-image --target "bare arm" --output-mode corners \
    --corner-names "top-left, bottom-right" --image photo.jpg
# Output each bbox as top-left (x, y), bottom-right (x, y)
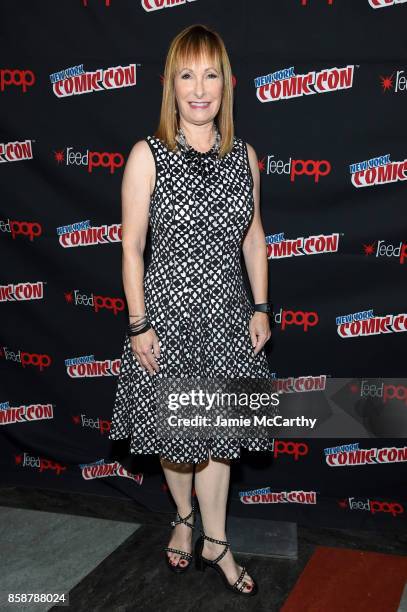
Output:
top-left (242, 142), bottom-right (268, 304)
top-left (242, 142), bottom-right (271, 354)
top-left (121, 139), bottom-right (160, 374)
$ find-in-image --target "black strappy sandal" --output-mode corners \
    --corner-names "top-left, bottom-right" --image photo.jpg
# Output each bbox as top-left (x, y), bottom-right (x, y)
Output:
top-left (194, 531), bottom-right (258, 596)
top-left (164, 503), bottom-right (196, 573)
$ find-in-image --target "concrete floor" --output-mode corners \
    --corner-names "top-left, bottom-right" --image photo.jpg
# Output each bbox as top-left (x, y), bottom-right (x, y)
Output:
top-left (0, 486), bottom-right (406, 612)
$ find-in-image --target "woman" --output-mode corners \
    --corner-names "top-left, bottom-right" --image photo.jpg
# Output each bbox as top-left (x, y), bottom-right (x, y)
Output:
top-left (109, 24), bottom-right (273, 597)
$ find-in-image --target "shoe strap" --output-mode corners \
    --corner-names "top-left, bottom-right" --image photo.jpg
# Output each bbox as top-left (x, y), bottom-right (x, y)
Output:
top-left (200, 531), bottom-right (230, 564)
top-left (233, 566), bottom-right (248, 592)
top-left (171, 503), bottom-right (196, 529)
top-left (164, 546), bottom-right (192, 561)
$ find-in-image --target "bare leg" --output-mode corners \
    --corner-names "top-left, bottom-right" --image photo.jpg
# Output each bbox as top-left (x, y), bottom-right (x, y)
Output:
top-left (160, 456), bottom-right (195, 568)
top-left (194, 451), bottom-right (254, 593)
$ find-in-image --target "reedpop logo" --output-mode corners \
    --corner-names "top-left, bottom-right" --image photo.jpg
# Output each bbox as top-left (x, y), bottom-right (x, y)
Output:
top-left (72, 413), bottom-right (111, 435)
top-left (0, 219), bottom-right (42, 241)
top-left (363, 240), bottom-right (407, 263)
top-left (259, 155), bottom-right (331, 183)
top-left (54, 148), bottom-right (124, 174)
top-left (15, 453), bottom-right (66, 475)
top-left (338, 497), bottom-right (404, 517)
top-left (274, 308), bottom-right (319, 332)
top-left (65, 290), bottom-right (125, 315)
top-left (0, 69), bottom-right (35, 92)
top-left (380, 70), bottom-right (407, 93)
top-left (1, 347), bottom-right (51, 371)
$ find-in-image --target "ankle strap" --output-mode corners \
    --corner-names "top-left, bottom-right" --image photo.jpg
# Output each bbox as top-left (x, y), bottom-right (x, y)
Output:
top-left (171, 503), bottom-right (196, 529)
top-left (200, 531), bottom-right (230, 564)
top-left (201, 532), bottom-right (229, 547)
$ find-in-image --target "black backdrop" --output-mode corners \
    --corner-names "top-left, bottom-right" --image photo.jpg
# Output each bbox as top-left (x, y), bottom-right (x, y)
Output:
top-left (1, 0), bottom-right (406, 531)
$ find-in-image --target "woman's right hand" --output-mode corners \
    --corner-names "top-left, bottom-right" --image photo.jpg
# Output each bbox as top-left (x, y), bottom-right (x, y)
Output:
top-left (130, 327), bottom-right (161, 375)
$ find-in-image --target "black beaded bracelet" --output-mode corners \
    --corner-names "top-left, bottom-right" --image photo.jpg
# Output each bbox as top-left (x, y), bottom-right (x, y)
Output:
top-left (127, 322), bottom-right (151, 337)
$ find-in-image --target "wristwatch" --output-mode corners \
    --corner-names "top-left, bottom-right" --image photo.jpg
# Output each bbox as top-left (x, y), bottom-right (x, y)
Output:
top-left (254, 303), bottom-right (271, 314)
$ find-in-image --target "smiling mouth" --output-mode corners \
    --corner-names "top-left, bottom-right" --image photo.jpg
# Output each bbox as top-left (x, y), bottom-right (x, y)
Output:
top-left (189, 102), bottom-right (210, 108)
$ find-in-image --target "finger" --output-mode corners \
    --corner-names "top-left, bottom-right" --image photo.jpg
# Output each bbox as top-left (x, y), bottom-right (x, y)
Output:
top-left (250, 330), bottom-right (257, 348)
top-left (152, 338), bottom-right (160, 359)
top-left (254, 337), bottom-right (266, 354)
top-left (146, 353), bottom-right (160, 373)
top-left (139, 357), bottom-right (155, 375)
top-left (134, 349), bottom-right (153, 373)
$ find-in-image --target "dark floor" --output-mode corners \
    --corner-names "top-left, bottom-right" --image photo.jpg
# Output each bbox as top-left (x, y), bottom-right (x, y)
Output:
top-left (1, 486), bottom-right (406, 612)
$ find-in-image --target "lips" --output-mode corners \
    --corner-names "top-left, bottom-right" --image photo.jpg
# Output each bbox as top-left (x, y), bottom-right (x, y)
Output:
top-left (189, 102), bottom-right (210, 108)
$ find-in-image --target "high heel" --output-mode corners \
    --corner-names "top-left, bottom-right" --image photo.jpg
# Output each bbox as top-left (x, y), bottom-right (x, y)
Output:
top-left (194, 531), bottom-right (258, 596)
top-left (164, 503), bottom-right (196, 573)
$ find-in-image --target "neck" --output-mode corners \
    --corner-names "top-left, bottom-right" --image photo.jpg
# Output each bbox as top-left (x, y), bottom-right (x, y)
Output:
top-left (179, 122), bottom-right (216, 151)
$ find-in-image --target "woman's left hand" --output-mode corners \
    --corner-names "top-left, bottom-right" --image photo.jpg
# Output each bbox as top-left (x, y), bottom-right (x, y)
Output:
top-left (249, 312), bottom-right (271, 355)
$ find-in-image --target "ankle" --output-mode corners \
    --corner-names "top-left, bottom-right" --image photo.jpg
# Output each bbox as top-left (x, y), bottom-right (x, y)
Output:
top-left (176, 503), bottom-right (193, 517)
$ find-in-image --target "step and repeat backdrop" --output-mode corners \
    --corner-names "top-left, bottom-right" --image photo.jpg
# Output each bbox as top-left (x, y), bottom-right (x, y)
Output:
top-left (1, 0), bottom-right (406, 530)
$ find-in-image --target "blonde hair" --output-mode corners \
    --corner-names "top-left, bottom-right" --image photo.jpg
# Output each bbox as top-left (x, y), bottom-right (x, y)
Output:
top-left (154, 24), bottom-right (234, 158)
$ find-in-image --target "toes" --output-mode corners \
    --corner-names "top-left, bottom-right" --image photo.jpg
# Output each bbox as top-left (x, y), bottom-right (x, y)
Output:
top-left (238, 568), bottom-right (254, 591)
top-left (243, 572), bottom-right (254, 591)
top-left (168, 553), bottom-right (179, 566)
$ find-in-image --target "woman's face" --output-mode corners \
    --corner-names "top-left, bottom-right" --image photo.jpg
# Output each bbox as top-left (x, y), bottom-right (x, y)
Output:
top-left (174, 54), bottom-right (223, 128)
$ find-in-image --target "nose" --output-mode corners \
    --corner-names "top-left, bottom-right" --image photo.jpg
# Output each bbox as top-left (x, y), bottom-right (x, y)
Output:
top-left (193, 77), bottom-right (205, 97)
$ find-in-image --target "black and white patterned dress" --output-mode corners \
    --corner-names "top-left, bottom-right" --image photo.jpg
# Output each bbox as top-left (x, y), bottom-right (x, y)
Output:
top-left (108, 124), bottom-right (274, 463)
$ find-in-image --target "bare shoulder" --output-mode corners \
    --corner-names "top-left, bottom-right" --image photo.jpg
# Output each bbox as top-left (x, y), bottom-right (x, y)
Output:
top-left (123, 138), bottom-right (155, 194)
top-left (126, 138), bottom-right (154, 170)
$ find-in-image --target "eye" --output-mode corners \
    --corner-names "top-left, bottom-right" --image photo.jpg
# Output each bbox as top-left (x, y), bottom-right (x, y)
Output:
top-left (181, 73), bottom-right (191, 79)
top-left (208, 73), bottom-right (218, 78)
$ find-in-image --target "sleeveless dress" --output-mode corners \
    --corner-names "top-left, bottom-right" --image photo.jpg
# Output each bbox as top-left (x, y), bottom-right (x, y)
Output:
top-left (108, 124), bottom-right (274, 463)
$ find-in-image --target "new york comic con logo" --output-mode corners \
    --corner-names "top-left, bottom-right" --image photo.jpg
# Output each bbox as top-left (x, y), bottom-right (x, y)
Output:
top-left (0, 401), bottom-right (54, 425)
top-left (0, 281), bottom-right (45, 302)
top-left (301, 0), bottom-right (407, 6)
top-left (82, 0), bottom-right (198, 9)
top-left (369, 0), bottom-right (407, 7)
top-left (79, 459), bottom-right (143, 483)
top-left (324, 442), bottom-right (407, 466)
top-left (336, 309), bottom-right (407, 337)
top-left (0, 139), bottom-right (33, 163)
top-left (57, 220), bottom-right (122, 247)
top-left (266, 232), bottom-right (339, 258)
top-left (65, 354), bottom-right (121, 378)
top-left (49, 63), bottom-right (137, 97)
top-left (349, 153), bottom-right (407, 188)
top-left (239, 486), bottom-right (317, 505)
top-left (254, 65), bottom-right (354, 103)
